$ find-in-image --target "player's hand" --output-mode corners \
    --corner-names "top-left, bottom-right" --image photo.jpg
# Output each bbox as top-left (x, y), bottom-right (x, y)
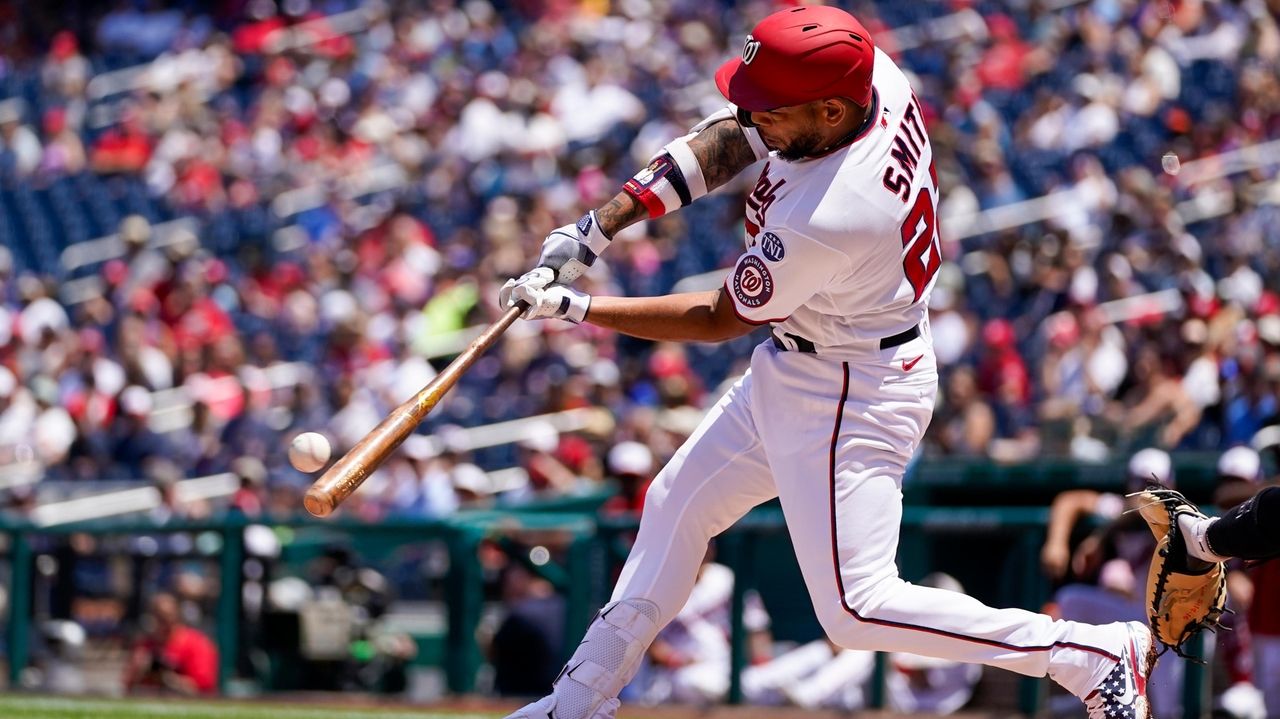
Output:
top-left (499, 267), bottom-right (552, 309)
top-left (1040, 540), bottom-right (1070, 581)
top-left (501, 268), bottom-right (590, 323)
top-left (537, 212), bottom-right (611, 283)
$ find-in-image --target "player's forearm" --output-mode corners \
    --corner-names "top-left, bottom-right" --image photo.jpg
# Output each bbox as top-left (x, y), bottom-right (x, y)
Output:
top-left (585, 290), bottom-right (752, 343)
top-left (594, 192), bottom-right (648, 238)
top-left (596, 118), bottom-right (758, 238)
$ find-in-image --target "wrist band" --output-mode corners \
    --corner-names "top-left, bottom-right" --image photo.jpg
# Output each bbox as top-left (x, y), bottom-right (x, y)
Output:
top-left (576, 211), bottom-right (612, 256)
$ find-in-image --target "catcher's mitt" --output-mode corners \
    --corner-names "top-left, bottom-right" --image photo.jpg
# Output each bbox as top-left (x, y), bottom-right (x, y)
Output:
top-left (1131, 487), bottom-right (1229, 658)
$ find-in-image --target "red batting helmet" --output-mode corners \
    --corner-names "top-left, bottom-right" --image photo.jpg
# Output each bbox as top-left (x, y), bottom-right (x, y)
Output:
top-left (716, 5), bottom-right (876, 111)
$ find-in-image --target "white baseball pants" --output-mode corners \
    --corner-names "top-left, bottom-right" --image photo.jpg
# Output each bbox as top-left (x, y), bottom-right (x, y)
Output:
top-left (612, 339), bottom-right (1127, 699)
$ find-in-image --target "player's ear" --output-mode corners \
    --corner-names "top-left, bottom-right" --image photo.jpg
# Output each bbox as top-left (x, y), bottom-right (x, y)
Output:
top-left (819, 98), bottom-right (848, 127)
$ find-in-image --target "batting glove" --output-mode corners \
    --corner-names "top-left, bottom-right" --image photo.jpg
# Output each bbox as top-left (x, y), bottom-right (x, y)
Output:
top-left (501, 268), bottom-right (591, 323)
top-left (499, 267), bottom-right (552, 309)
top-left (537, 212), bottom-right (611, 283)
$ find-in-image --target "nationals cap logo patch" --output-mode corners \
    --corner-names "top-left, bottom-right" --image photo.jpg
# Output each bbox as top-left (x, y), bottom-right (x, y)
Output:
top-left (741, 35), bottom-right (761, 65)
top-left (732, 255), bottom-right (773, 308)
top-left (759, 232), bottom-right (785, 261)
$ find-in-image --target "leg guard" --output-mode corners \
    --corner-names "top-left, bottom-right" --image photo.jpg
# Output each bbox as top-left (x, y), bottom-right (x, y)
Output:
top-left (504, 598), bottom-right (661, 719)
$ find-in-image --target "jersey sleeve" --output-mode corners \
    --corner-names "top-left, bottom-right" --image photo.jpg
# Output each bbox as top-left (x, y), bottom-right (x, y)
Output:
top-left (723, 228), bottom-right (846, 324)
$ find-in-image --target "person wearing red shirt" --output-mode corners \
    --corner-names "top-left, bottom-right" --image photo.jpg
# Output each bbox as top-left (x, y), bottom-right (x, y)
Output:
top-left (600, 441), bottom-right (655, 516)
top-left (123, 592), bottom-right (218, 695)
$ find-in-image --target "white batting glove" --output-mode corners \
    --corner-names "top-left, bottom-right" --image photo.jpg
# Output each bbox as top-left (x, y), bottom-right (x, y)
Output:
top-left (499, 267), bottom-right (553, 309)
top-left (501, 268), bottom-right (590, 323)
top-left (537, 212), bottom-right (612, 283)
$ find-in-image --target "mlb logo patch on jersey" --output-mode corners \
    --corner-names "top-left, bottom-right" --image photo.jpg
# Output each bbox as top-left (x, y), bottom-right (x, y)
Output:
top-left (759, 232), bottom-right (785, 262)
top-left (732, 255), bottom-right (774, 308)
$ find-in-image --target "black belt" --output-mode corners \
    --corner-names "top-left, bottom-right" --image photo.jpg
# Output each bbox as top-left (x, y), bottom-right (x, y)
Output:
top-left (771, 325), bottom-right (920, 354)
top-left (878, 324), bottom-right (921, 350)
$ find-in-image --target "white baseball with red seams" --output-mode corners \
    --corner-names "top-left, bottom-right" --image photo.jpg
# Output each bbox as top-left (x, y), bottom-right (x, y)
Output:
top-left (616, 48), bottom-right (1129, 699)
top-left (289, 432), bottom-right (331, 473)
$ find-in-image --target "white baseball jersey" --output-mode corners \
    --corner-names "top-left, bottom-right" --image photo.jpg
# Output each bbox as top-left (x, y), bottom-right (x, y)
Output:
top-left (725, 48), bottom-right (941, 355)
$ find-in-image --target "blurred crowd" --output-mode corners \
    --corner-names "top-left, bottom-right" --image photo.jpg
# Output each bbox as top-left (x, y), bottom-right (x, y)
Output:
top-left (0, 0), bottom-right (1277, 520)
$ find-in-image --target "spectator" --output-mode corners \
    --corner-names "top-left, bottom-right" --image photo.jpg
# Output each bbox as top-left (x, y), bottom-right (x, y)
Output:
top-left (600, 441), bottom-right (655, 516)
top-left (489, 561), bottom-right (564, 698)
top-left (123, 592), bottom-right (218, 696)
top-left (41, 31), bottom-right (90, 104)
top-left (228, 456), bottom-right (267, 518)
top-left (0, 102), bottom-right (42, 177)
top-left (38, 108), bottom-right (86, 177)
top-left (109, 386), bottom-right (169, 479)
top-left (89, 106), bottom-right (152, 175)
top-left (504, 421), bottom-right (582, 503)
top-left (930, 367), bottom-right (995, 457)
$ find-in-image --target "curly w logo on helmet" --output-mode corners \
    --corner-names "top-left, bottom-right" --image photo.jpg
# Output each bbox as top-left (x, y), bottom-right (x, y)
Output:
top-left (741, 35), bottom-right (761, 64)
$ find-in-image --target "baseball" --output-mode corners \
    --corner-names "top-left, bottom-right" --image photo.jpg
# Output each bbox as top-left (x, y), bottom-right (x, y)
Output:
top-left (289, 432), bottom-right (332, 473)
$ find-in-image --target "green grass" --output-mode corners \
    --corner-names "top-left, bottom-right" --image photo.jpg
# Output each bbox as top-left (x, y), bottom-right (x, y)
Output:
top-left (0, 694), bottom-right (501, 719)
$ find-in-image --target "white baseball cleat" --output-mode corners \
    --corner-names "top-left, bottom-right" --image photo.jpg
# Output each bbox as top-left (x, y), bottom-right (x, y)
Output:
top-left (1083, 622), bottom-right (1158, 719)
top-left (503, 695), bottom-right (554, 719)
top-left (502, 695), bottom-right (620, 719)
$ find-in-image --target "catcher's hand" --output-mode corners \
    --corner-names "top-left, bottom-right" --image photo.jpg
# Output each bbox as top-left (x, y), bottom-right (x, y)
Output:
top-left (1130, 487), bottom-right (1228, 658)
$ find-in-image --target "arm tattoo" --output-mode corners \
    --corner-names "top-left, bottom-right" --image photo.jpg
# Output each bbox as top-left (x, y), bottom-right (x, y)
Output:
top-left (594, 118), bottom-right (756, 237)
top-left (689, 118), bottom-right (757, 192)
top-left (595, 194), bottom-right (646, 238)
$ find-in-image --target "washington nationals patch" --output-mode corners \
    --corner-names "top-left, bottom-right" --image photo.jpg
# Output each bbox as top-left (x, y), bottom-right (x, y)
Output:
top-left (760, 232), bottom-right (786, 261)
top-left (732, 255), bottom-right (774, 308)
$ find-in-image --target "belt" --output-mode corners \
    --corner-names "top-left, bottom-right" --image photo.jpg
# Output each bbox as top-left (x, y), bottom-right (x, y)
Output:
top-left (878, 324), bottom-right (921, 350)
top-left (771, 325), bottom-right (920, 354)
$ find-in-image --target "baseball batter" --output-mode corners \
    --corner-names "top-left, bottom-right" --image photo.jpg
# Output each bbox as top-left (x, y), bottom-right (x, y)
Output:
top-left (500, 7), bottom-right (1156, 719)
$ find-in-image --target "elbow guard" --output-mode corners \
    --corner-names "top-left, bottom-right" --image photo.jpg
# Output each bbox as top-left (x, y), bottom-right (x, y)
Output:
top-left (622, 152), bottom-right (693, 219)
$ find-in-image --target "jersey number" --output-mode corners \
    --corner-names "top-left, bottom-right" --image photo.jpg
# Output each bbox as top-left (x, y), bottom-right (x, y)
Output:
top-left (900, 187), bottom-right (942, 302)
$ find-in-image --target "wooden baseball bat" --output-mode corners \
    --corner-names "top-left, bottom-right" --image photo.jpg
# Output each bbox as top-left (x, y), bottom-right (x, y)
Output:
top-left (303, 303), bottom-right (526, 517)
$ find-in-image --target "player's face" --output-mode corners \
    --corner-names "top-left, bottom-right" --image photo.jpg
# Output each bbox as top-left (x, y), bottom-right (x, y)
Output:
top-left (745, 102), bottom-right (826, 161)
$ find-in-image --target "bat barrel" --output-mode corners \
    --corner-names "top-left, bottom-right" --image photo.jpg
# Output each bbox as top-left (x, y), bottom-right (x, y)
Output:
top-left (303, 304), bottom-right (525, 517)
top-left (303, 405), bottom-right (423, 517)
